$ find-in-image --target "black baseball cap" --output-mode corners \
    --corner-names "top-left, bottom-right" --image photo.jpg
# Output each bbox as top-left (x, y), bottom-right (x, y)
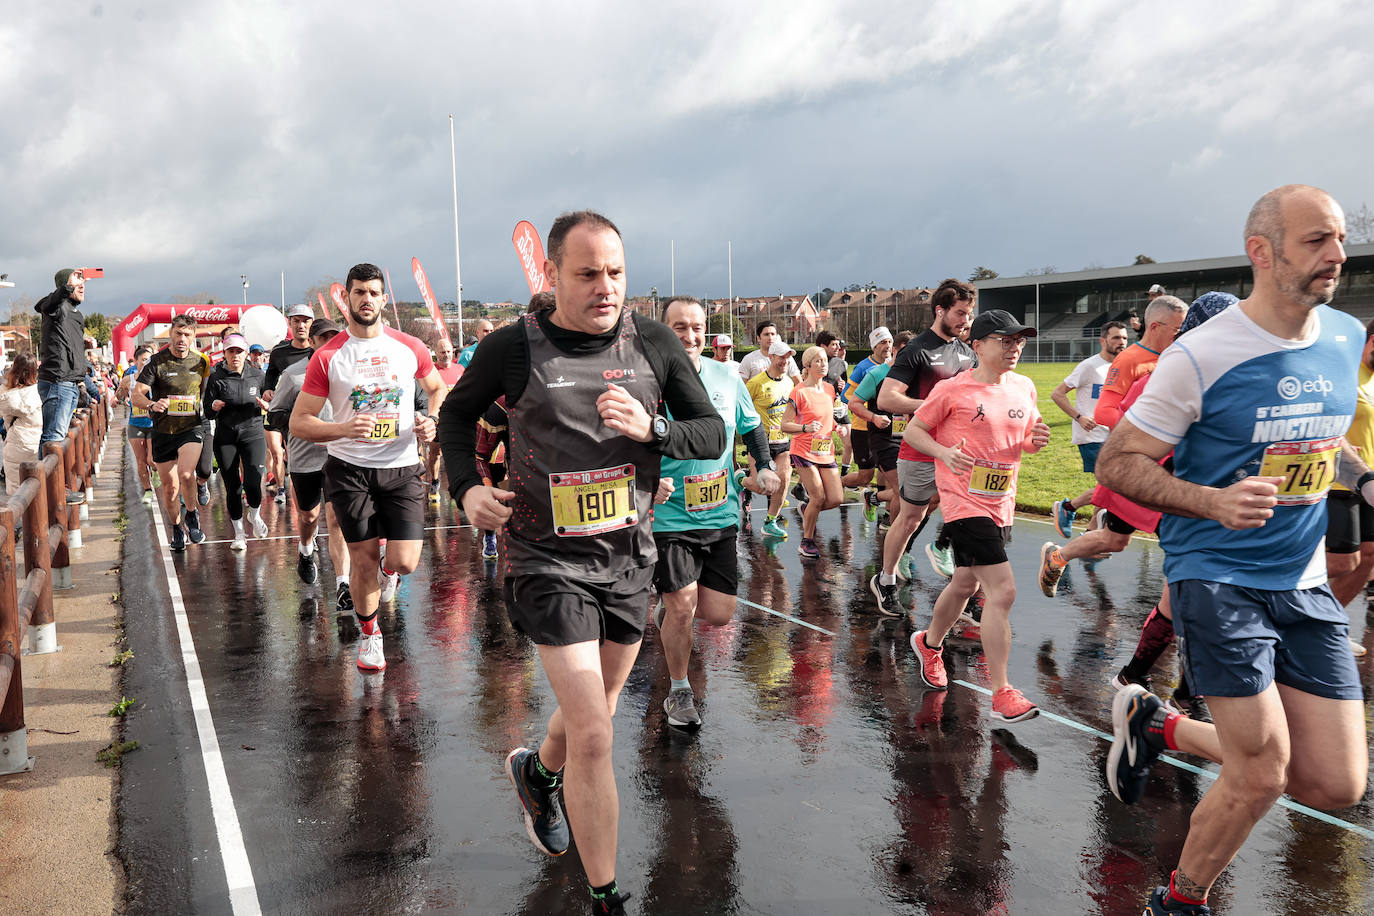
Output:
top-left (310, 318), bottom-right (340, 339)
top-left (969, 309), bottom-right (1036, 341)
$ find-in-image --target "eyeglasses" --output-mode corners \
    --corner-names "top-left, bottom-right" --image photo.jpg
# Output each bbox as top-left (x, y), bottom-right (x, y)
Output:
top-left (986, 335), bottom-right (1027, 349)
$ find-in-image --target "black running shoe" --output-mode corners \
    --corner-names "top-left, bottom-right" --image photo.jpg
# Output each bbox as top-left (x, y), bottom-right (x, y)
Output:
top-left (185, 511), bottom-right (205, 544)
top-left (868, 574), bottom-right (903, 617)
top-left (1107, 684), bottom-right (1163, 804)
top-left (297, 550), bottom-right (319, 585)
top-left (505, 747), bottom-right (569, 856)
top-left (336, 581), bottom-right (354, 614)
top-left (169, 525), bottom-right (186, 552)
top-left (1142, 886), bottom-right (1211, 914)
top-left (591, 890), bottom-right (632, 915)
top-left (1174, 690), bottom-right (1212, 723)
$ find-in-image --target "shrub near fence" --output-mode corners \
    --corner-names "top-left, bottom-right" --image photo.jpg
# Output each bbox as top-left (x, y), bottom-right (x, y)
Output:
top-left (0, 402), bottom-right (109, 775)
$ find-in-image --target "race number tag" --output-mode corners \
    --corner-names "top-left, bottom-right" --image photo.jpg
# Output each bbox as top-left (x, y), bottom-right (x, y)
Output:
top-left (550, 464), bottom-right (637, 536)
top-left (130, 404), bottom-right (148, 419)
top-left (684, 469), bottom-right (728, 512)
top-left (364, 411), bottom-right (400, 441)
top-left (968, 459), bottom-right (1015, 497)
top-left (890, 416), bottom-right (908, 436)
top-left (812, 435), bottom-right (834, 456)
top-left (1258, 437), bottom-right (1339, 506)
top-left (167, 396), bottom-right (197, 416)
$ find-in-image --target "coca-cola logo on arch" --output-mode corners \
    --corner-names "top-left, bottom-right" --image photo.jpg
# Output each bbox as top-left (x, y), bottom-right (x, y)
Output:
top-left (184, 307), bottom-right (231, 322)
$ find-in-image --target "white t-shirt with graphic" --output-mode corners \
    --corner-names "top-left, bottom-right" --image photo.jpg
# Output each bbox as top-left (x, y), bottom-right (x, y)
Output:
top-left (301, 327), bottom-right (434, 468)
top-left (1063, 353), bottom-right (1111, 446)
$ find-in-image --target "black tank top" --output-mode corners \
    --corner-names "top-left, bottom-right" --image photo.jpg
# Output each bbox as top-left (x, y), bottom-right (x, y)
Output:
top-left (505, 311), bottom-right (661, 578)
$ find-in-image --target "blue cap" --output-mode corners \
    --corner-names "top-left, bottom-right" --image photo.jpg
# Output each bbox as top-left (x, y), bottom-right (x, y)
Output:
top-left (248, 343), bottom-right (266, 354)
top-left (1180, 292), bottom-right (1239, 335)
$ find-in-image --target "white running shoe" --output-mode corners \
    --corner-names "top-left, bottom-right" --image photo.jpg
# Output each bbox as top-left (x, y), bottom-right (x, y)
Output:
top-left (379, 568), bottom-right (400, 604)
top-left (230, 536), bottom-right (247, 551)
top-left (357, 631), bottom-right (386, 671)
top-left (252, 514), bottom-right (269, 539)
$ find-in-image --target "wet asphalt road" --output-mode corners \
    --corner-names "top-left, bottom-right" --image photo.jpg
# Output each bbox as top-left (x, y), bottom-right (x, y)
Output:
top-left (115, 441), bottom-right (1374, 915)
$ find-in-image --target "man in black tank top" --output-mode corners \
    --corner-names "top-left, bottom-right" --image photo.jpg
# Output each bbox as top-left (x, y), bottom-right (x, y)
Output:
top-left (438, 211), bottom-right (724, 916)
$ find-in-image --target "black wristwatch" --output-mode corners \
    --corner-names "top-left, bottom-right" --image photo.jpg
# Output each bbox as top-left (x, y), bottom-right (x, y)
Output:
top-left (651, 414), bottom-right (670, 446)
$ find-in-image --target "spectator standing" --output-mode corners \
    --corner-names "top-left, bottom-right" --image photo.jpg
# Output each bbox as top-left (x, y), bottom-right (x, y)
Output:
top-left (0, 353), bottom-right (43, 497)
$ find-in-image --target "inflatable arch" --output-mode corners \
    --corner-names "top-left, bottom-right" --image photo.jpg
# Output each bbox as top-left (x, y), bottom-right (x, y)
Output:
top-left (111, 303), bottom-right (268, 362)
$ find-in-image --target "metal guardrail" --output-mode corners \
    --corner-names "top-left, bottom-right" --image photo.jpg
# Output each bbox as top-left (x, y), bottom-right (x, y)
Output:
top-left (0, 399), bottom-right (110, 775)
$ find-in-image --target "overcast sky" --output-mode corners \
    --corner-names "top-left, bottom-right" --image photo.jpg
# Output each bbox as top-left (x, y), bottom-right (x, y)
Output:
top-left (4, 0), bottom-right (1372, 317)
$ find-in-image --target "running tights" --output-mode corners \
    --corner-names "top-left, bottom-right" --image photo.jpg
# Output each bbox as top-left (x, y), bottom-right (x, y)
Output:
top-left (214, 429), bottom-right (266, 521)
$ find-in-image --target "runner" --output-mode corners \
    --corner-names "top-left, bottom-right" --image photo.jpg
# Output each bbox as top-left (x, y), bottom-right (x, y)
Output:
top-left (654, 296), bottom-right (777, 729)
top-left (202, 333), bottom-right (270, 550)
top-left (117, 345), bottom-right (156, 504)
top-left (263, 303), bottom-right (317, 505)
top-left (710, 333), bottom-right (738, 374)
top-left (473, 395), bottom-right (509, 560)
top-left (1049, 321), bottom-right (1129, 536)
top-left (457, 318), bottom-right (494, 369)
top-left (850, 329), bottom-right (910, 529)
top-left (289, 263), bottom-right (448, 671)
top-left (783, 345), bottom-right (842, 559)
top-left (273, 319), bottom-right (352, 605)
top-left (841, 326), bottom-right (892, 515)
top-left (424, 336), bottom-right (464, 501)
top-left (1097, 185), bottom-right (1368, 915)
top-left (743, 340), bottom-right (797, 538)
top-left (815, 331), bottom-right (852, 478)
top-left (1324, 315), bottom-right (1374, 658)
top-left (871, 279), bottom-right (978, 614)
top-left (438, 211), bottom-right (725, 915)
top-left (132, 315), bottom-right (212, 551)
top-left (904, 309), bottom-right (1049, 723)
top-left (737, 320), bottom-right (801, 384)
top-left (248, 344), bottom-right (268, 370)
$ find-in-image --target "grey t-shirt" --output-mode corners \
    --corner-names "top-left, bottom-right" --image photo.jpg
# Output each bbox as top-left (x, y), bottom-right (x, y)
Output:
top-left (272, 360), bottom-right (331, 474)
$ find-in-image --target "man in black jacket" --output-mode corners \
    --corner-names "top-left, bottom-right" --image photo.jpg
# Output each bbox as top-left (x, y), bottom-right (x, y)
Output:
top-left (35, 268), bottom-right (92, 504)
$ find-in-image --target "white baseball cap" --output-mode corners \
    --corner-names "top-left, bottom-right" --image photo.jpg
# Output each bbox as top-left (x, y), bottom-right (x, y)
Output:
top-left (766, 339), bottom-right (792, 356)
top-left (1148, 284), bottom-right (1165, 295)
top-left (869, 326), bottom-right (893, 347)
top-left (713, 334), bottom-right (733, 347)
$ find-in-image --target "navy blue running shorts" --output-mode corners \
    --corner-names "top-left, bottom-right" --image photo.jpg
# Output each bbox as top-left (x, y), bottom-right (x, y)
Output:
top-left (1077, 441), bottom-right (1102, 473)
top-left (1168, 579), bottom-right (1362, 701)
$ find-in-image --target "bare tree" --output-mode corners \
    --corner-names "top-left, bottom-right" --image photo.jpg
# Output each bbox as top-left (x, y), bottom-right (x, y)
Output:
top-left (1350, 203), bottom-right (1374, 244)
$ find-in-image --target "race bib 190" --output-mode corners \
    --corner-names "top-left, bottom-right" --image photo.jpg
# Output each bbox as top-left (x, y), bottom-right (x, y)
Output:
top-left (1258, 437), bottom-right (1339, 506)
top-left (549, 464), bottom-right (637, 536)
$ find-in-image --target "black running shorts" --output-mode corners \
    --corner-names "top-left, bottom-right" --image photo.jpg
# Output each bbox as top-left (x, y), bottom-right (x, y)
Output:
top-left (323, 456), bottom-right (426, 544)
top-left (151, 426), bottom-right (205, 465)
top-left (653, 526), bottom-right (739, 596)
top-left (1326, 490), bottom-right (1374, 553)
top-left (503, 564), bottom-right (654, 646)
top-left (849, 428), bottom-right (875, 470)
top-left (291, 470), bottom-right (325, 512)
top-left (944, 516), bottom-right (1012, 568)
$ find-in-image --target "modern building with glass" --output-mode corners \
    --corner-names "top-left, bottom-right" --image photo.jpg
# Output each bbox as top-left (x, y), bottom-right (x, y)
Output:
top-left (977, 242), bottom-right (1374, 362)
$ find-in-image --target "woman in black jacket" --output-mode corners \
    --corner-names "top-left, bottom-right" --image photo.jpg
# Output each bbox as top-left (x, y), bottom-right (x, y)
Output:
top-left (203, 334), bottom-right (270, 549)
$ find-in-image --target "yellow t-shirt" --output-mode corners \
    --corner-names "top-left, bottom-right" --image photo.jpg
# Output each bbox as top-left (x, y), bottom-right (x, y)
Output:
top-left (1334, 363), bottom-right (1374, 492)
top-left (746, 370), bottom-right (794, 444)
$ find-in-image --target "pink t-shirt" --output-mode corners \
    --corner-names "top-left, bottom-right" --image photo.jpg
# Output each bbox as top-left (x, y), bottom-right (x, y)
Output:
top-left (301, 327), bottom-right (435, 468)
top-left (788, 382), bottom-right (837, 463)
top-left (913, 371), bottom-right (1040, 526)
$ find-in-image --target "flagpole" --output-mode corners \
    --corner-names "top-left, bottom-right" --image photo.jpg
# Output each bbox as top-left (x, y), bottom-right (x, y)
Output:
top-left (671, 240), bottom-right (675, 296)
top-left (728, 241), bottom-right (733, 336)
top-left (280, 272), bottom-right (285, 312)
top-left (449, 114), bottom-right (464, 348)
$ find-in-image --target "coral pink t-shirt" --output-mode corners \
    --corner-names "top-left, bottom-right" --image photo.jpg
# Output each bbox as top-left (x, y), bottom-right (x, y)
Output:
top-left (913, 371), bottom-right (1040, 526)
top-left (788, 382), bottom-right (838, 463)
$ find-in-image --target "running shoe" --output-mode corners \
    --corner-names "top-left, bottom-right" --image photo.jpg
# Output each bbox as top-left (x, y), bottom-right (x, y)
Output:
top-left (336, 581), bottom-right (354, 614)
top-left (230, 534), bottom-right (247, 551)
top-left (591, 890), bottom-right (632, 915)
top-left (798, 537), bottom-right (820, 559)
top-left (877, 511), bottom-right (892, 532)
top-left (1107, 684), bottom-right (1163, 804)
top-left (379, 568), bottom-right (400, 604)
top-left (197, 481), bottom-right (210, 506)
top-left (298, 550), bottom-right (318, 585)
top-left (910, 630), bottom-right (948, 689)
top-left (141, 489), bottom-right (154, 505)
top-left (482, 532), bottom-right (499, 560)
top-left (252, 513), bottom-right (269, 539)
top-left (664, 686), bottom-right (703, 731)
top-left (965, 588), bottom-right (985, 620)
top-left (895, 551), bottom-right (912, 582)
top-left (1366, 577), bottom-right (1374, 600)
top-left (762, 517), bottom-right (787, 539)
top-left (925, 541), bottom-right (953, 579)
top-left (947, 612), bottom-right (981, 642)
top-left (990, 686), bottom-right (1039, 723)
top-left (869, 574), bottom-right (903, 617)
top-left (1038, 542), bottom-right (1066, 597)
top-left (357, 630), bottom-right (386, 671)
top-left (1349, 637), bottom-right (1368, 658)
top-left (169, 525), bottom-right (186, 553)
top-left (791, 481), bottom-right (808, 505)
top-left (863, 488), bottom-right (879, 522)
top-left (275, 488), bottom-right (287, 506)
top-left (1142, 886), bottom-right (1211, 914)
top-left (505, 747), bottom-right (569, 856)
top-left (1111, 669), bottom-right (1153, 692)
top-left (740, 486), bottom-right (752, 513)
top-left (1172, 689), bottom-right (1212, 723)
top-left (1052, 498), bottom-right (1075, 539)
top-left (185, 511), bottom-right (206, 544)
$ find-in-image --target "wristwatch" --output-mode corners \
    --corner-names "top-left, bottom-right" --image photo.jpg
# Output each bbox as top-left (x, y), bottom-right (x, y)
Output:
top-left (651, 414), bottom-right (670, 446)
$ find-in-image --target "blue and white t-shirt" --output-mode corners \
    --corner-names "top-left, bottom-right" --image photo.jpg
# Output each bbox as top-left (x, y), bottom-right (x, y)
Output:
top-left (1126, 304), bottom-right (1363, 591)
top-left (1063, 353), bottom-right (1110, 446)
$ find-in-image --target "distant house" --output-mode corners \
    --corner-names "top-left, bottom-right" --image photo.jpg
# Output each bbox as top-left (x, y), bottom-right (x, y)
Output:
top-left (704, 295), bottom-right (820, 344)
top-left (0, 325), bottom-right (34, 355)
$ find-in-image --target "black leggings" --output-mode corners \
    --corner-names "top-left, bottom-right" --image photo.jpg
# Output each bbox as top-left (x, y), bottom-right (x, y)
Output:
top-left (214, 426), bottom-right (267, 520)
top-left (198, 421), bottom-right (214, 481)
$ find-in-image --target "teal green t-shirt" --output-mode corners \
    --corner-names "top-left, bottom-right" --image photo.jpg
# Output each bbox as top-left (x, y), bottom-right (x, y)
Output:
top-left (654, 357), bottom-right (760, 533)
top-left (854, 362), bottom-right (892, 404)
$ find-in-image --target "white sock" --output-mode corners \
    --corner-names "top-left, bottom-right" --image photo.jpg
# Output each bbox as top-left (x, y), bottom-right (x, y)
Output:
top-left (232, 519), bottom-right (245, 538)
top-left (879, 571), bottom-right (896, 586)
top-left (247, 505), bottom-right (261, 524)
top-left (336, 575), bottom-right (349, 588)
top-left (298, 538), bottom-right (314, 557)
